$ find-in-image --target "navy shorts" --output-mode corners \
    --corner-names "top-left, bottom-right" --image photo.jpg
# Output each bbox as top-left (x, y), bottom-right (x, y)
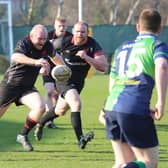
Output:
top-left (105, 111), bottom-right (158, 148)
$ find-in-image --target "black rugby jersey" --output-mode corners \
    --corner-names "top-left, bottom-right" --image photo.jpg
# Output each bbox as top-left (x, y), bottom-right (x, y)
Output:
top-left (46, 30), bottom-right (72, 69)
top-left (3, 37), bottom-right (54, 87)
top-left (60, 36), bottom-right (103, 86)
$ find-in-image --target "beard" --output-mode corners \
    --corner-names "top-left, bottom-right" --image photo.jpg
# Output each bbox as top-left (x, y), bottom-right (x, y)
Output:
top-left (34, 43), bottom-right (45, 50)
top-left (75, 37), bottom-right (87, 45)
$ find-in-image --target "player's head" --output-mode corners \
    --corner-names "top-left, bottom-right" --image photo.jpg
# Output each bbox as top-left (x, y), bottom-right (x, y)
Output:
top-left (136, 8), bottom-right (162, 34)
top-left (30, 24), bottom-right (48, 50)
top-left (54, 16), bottom-right (67, 37)
top-left (72, 21), bottom-right (89, 46)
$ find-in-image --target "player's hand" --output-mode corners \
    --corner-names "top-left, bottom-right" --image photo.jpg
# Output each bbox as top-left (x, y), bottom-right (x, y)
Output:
top-left (35, 58), bottom-right (49, 67)
top-left (39, 64), bottom-right (50, 75)
top-left (150, 103), bottom-right (164, 120)
top-left (76, 50), bottom-right (87, 59)
top-left (36, 58), bottom-right (50, 75)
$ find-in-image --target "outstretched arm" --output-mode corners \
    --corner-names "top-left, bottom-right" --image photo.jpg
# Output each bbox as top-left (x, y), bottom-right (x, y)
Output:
top-left (153, 57), bottom-right (168, 120)
top-left (12, 53), bottom-right (49, 67)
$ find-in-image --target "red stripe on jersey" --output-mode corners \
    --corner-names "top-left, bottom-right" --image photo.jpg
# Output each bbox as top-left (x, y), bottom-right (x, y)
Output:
top-left (94, 50), bottom-right (103, 57)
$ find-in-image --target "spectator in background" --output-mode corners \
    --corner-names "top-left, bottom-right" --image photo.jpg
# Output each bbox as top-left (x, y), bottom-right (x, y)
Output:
top-left (103, 9), bottom-right (168, 168)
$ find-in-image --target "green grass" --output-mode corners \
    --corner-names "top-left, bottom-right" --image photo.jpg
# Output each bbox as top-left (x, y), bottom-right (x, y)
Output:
top-left (0, 74), bottom-right (168, 168)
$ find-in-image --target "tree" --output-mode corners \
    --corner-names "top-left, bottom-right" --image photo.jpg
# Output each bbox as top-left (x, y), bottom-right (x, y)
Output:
top-left (57, 0), bottom-right (64, 18)
top-left (125, 0), bottom-right (141, 24)
top-left (109, 0), bottom-right (120, 25)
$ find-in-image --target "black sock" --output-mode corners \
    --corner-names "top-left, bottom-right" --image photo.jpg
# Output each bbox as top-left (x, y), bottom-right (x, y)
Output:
top-left (20, 115), bottom-right (37, 135)
top-left (71, 112), bottom-right (83, 141)
top-left (40, 107), bottom-right (58, 127)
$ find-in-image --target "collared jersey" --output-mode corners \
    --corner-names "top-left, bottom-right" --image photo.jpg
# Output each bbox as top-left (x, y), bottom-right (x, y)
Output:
top-left (105, 34), bottom-right (168, 116)
top-left (3, 37), bottom-right (54, 87)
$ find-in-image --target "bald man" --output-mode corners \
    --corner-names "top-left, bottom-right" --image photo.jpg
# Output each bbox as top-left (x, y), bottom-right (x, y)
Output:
top-left (0, 24), bottom-right (64, 151)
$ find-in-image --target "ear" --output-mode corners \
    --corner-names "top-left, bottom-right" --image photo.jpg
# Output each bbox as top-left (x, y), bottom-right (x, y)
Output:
top-left (29, 34), bottom-right (33, 40)
top-left (136, 23), bottom-right (140, 33)
top-left (157, 25), bottom-right (162, 34)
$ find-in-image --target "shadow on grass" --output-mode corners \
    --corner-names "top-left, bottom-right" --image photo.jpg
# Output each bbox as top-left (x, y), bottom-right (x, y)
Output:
top-left (0, 120), bottom-right (72, 151)
top-left (156, 124), bottom-right (168, 162)
top-left (156, 124), bottom-right (168, 131)
top-left (0, 120), bottom-right (23, 151)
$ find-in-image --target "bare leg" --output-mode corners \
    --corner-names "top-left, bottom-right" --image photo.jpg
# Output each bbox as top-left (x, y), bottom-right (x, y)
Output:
top-left (111, 140), bottom-right (135, 168)
top-left (131, 146), bottom-right (158, 168)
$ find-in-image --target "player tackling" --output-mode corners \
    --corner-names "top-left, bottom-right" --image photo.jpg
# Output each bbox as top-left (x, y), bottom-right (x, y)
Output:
top-left (0, 24), bottom-right (65, 151)
top-left (34, 21), bottom-right (108, 149)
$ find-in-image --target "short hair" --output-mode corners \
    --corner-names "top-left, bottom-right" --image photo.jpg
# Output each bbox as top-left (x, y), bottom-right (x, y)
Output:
top-left (73, 21), bottom-right (89, 31)
top-left (139, 8), bottom-right (161, 33)
top-left (55, 16), bottom-right (66, 23)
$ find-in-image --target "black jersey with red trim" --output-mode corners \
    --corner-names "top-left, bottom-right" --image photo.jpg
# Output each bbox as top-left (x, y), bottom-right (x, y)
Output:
top-left (46, 30), bottom-right (72, 69)
top-left (61, 36), bottom-right (103, 85)
top-left (3, 37), bottom-right (54, 87)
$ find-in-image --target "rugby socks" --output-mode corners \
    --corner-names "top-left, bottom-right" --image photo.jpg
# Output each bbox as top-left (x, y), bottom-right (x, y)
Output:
top-left (39, 107), bottom-right (59, 127)
top-left (122, 161), bottom-right (146, 168)
top-left (20, 115), bottom-right (38, 135)
top-left (71, 112), bottom-right (83, 141)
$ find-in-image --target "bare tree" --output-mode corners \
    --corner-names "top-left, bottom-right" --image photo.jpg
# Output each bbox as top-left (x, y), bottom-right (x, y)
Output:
top-left (11, 0), bottom-right (168, 26)
top-left (153, 0), bottom-right (160, 9)
top-left (57, 0), bottom-right (64, 17)
top-left (109, 0), bottom-right (120, 25)
top-left (125, 0), bottom-right (141, 24)
top-left (27, 0), bottom-right (34, 25)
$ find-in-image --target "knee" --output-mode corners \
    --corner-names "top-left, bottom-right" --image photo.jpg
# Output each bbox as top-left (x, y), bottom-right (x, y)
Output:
top-left (56, 109), bottom-right (66, 116)
top-left (70, 100), bottom-right (81, 112)
top-left (35, 103), bottom-right (46, 114)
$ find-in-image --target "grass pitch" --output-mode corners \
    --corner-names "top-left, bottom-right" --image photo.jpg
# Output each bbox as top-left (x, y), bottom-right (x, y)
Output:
top-left (0, 74), bottom-right (167, 168)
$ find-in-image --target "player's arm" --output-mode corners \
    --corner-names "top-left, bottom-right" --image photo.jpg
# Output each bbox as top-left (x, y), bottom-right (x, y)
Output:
top-left (48, 52), bottom-right (65, 66)
top-left (76, 50), bottom-right (108, 72)
top-left (108, 51), bottom-right (117, 92)
top-left (154, 57), bottom-right (168, 120)
top-left (12, 53), bottom-right (49, 67)
top-left (12, 39), bottom-right (50, 67)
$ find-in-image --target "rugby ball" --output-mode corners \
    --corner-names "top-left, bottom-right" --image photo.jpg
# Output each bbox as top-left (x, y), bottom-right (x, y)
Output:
top-left (51, 65), bottom-right (72, 82)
